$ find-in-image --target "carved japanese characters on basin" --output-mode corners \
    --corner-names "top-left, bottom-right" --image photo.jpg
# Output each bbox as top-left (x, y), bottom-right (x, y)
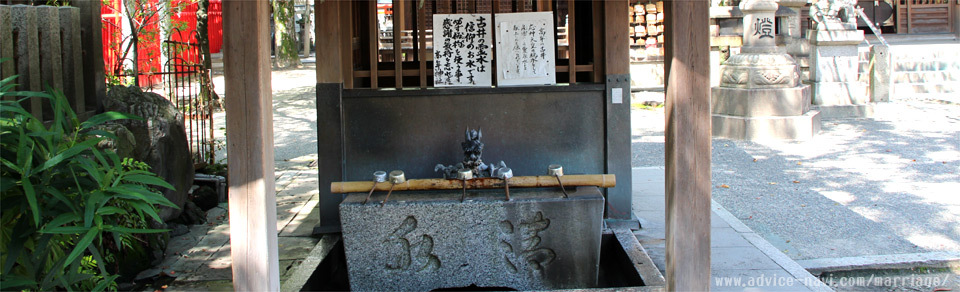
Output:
top-left (339, 188), bottom-right (605, 291)
top-left (335, 128), bottom-right (608, 291)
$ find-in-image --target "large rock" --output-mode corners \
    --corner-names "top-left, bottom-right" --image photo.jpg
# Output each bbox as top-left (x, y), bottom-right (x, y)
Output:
top-left (340, 187), bottom-right (604, 291)
top-left (103, 85), bottom-right (194, 221)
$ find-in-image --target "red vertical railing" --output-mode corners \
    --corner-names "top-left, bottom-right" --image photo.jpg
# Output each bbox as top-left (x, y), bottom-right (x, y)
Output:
top-left (101, 0), bottom-right (223, 84)
top-left (208, 0), bottom-right (223, 53)
top-left (101, 0), bottom-right (124, 81)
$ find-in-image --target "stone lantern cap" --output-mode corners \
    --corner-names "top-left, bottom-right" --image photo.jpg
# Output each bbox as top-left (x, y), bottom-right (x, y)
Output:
top-left (740, 0), bottom-right (779, 12)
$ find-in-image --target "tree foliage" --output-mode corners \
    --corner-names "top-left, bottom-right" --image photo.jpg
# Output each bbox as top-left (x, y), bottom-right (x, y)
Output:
top-left (0, 70), bottom-right (178, 291)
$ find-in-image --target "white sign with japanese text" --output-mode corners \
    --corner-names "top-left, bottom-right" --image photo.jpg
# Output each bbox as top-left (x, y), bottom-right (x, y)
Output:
top-left (495, 12), bottom-right (556, 86)
top-left (432, 14), bottom-right (493, 87)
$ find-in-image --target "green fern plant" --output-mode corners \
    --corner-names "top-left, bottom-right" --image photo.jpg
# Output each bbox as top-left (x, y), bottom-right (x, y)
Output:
top-left (0, 69), bottom-right (178, 291)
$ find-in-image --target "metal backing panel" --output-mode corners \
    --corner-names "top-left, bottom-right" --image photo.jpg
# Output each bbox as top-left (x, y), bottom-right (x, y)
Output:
top-left (605, 74), bottom-right (633, 221)
top-left (341, 87), bottom-right (606, 181)
top-left (317, 83), bottom-right (345, 231)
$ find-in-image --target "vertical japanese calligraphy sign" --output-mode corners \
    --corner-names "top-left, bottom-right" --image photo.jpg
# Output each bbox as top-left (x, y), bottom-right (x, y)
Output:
top-left (495, 12), bottom-right (556, 86)
top-left (432, 14), bottom-right (493, 87)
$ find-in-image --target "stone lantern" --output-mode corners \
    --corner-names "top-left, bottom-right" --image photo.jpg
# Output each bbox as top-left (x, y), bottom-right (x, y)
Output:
top-left (711, 0), bottom-right (821, 140)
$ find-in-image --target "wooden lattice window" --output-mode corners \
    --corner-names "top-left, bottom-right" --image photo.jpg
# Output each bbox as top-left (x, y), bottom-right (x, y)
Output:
top-left (342, 0), bottom-right (605, 89)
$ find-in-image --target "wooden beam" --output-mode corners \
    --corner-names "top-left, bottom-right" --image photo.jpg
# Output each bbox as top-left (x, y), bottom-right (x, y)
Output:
top-left (418, 0), bottom-right (427, 88)
top-left (663, 0), bottom-right (711, 289)
top-left (492, 0), bottom-right (499, 86)
top-left (316, 0), bottom-right (342, 83)
top-left (369, 0), bottom-right (379, 89)
top-left (354, 68), bottom-right (431, 77)
top-left (341, 1), bottom-right (354, 88)
top-left (331, 174), bottom-right (617, 193)
top-left (567, 0), bottom-right (576, 83)
top-left (604, 0), bottom-right (628, 75)
top-left (393, 0), bottom-right (403, 88)
top-left (222, 1), bottom-right (280, 290)
top-left (592, 0), bottom-right (603, 82)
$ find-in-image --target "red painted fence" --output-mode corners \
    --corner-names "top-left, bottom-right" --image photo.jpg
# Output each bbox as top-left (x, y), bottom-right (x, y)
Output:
top-left (101, 0), bottom-right (222, 87)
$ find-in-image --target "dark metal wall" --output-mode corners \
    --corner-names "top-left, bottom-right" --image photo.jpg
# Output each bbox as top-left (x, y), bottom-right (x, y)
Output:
top-left (341, 85), bottom-right (606, 180)
top-left (317, 84), bottom-right (618, 231)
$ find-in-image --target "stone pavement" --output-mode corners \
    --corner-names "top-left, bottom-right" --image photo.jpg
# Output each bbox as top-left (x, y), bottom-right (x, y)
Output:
top-left (632, 167), bottom-right (832, 291)
top-left (631, 94), bottom-right (960, 285)
top-left (142, 161), bottom-right (321, 291)
top-left (138, 66), bottom-right (324, 291)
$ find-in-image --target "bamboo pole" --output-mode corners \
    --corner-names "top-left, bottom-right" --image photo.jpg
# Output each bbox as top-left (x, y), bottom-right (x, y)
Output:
top-left (331, 174), bottom-right (616, 194)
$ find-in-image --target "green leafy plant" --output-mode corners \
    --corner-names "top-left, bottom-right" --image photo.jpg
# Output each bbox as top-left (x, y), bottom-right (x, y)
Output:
top-left (0, 71), bottom-right (178, 291)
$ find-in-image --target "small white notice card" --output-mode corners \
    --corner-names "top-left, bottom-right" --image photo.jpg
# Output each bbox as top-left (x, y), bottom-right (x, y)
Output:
top-left (612, 88), bottom-right (623, 104)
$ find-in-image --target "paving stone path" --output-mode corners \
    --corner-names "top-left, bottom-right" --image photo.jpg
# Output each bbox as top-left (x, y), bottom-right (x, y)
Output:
top-left (139, 66), bottom-right (322, 291)
top-left (632, 95), bottom-right (960, 261)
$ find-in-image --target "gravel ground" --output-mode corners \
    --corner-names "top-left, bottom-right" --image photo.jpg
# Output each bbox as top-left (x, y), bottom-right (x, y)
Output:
top-left (631, 97), bottom-right (960, 260)
top-left (210, 65), bottom-right (319, 164)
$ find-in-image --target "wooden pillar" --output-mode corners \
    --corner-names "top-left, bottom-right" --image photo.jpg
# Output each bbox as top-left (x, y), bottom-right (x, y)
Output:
top-left (316, 0), bottom-right (342, 83)
top-left (602, 0), bottom-right (633, 222)
top-left (567, 0), bottom-right (575, 83)
top-left (663, 0), bottom-right (711, 289)
top-left (393, 0), bottom-right (403, 88)
top-left (222, 1), bottom-right (281, 290)
top-left (315, 0), bottom-right (346, 233)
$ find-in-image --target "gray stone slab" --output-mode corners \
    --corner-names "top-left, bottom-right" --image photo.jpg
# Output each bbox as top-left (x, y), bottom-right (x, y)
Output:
top-left (868, 45), bottom-right (891, 103)
top-left (613, 228), bottom-right (665, 287)
top-left (278, 236), bottom-right (320, 260)
top-left (712, 246), bottom-right (783, 270)
top-left (712, 227), bottom-right (754, 248)
top-left (711, 211), bottom-right (730, 228)
top-left (279, 194), bottom-right (320, 237)
top-left (636, 209), bottom-right (666, 229)
top-left (810, 48), bottom-right (860, 83)
top-left (164, 279), bottom-right (234, 291)
top-left (740, 233), bottom-right (833, 291)
top-left (711, 200), bottom-right (754, 234)
top-left (281, 235), bottom-right (341, 292)
top-left (36, 6), bottom-right (62, 93)
top-left (339, 187), bottom-right (605, 291)
top-left (634, 228), bottom-right (666, 247)
top-left (798, 251), bottom-right (960, 275)
top-left (712, 110), bottom-right (821, 141)
top-left (810, 81), bottom-right (868, 105)
top-left (806, 29), bottom-right (864, 46)
top-left (712, 85), bottom-right (811, 117)
top-left (634, 195), bottom-right (664, 211)
top-left (179, 265), bottom-right (233, 282)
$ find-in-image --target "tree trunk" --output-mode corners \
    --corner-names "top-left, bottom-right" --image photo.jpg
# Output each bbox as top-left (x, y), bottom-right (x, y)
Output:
top-left (197, 0), bottom-right (213, 73)
top-left (128, 17), bottom-right (140, 86)
top-left (272, 0), bottom-right (301, 68)
top-left (196, 0), bottom-right (220, 105)
top-left (301, 0), bottom-right (311, 56)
